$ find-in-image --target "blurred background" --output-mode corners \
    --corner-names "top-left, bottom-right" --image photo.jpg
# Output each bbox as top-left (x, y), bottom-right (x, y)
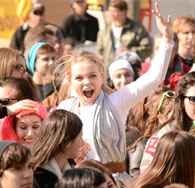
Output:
top-left (0, 0), bottom-right (195, 47)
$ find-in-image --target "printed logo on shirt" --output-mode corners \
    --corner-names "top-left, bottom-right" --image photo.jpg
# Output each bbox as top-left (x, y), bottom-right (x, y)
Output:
top-left (145, 137), bottom-right (159, 156)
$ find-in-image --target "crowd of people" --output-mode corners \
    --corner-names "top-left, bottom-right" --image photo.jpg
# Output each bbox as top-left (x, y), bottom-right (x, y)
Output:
top-left (0, 0), bottom-right (194, 188)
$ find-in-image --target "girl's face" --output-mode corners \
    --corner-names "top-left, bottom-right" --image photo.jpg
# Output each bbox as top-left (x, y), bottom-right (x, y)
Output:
top-left (16, 114), bottom-right (42, 148)
top-left (112, 68), bottom-right (134, 90)
top-left (66, 130), bottom-right (83, 159)
top-left (11, 56), bottom-right (27, 79)
top-left (183, 86), bottom-right (195, 120)
top-left (35, 52), bottom-right (56, 75)
top-left (177, 24), bottom-right (195, 51)
top-left (0, 158), bottom-right (33, 188)
top-left (71, 61), bottom-right (104, 106)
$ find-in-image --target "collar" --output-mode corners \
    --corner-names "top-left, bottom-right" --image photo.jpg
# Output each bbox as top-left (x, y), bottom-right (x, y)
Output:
top-left (73, 12), bottom-right (89, 22)
top-left (41, 158), bottom-right (71, 179)
top-left (22, 22), bottom-right (30, 30)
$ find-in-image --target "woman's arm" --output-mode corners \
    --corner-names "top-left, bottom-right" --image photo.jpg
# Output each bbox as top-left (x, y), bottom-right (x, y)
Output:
top-left (6, 100), bottom-right (38, 116)
top-left (110, 3), bottom-right (174, 124)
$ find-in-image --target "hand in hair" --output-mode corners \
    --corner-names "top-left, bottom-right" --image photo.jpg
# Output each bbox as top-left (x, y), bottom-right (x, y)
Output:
top-left (6, 99), bottom-right (38, 115)
top-left (152, 2), bottom-right (173, 44)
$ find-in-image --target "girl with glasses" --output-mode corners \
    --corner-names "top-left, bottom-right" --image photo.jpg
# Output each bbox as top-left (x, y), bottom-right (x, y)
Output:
top-left (0, 48), bottom-right (27, 79)
top-left (140, 71), bottom-right (195, 171)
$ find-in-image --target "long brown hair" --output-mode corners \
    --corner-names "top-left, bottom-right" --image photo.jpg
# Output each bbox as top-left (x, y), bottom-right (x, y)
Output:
top-left (129, 131), bottom-right (195, 188)
top-left (173, 72), bottom-right (195, 131)
top-left (127, 85), bottom-right (174, 149)
top-left (32, 109), bottom-right (82, 169)
top-left (57, 51), bottom-right (112, 103)
top-left (76, 160), bottom-right (117, 186)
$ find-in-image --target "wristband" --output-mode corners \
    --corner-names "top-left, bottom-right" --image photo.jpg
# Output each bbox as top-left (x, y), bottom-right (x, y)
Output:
top-left (2, 107), bottom-right (8, 117)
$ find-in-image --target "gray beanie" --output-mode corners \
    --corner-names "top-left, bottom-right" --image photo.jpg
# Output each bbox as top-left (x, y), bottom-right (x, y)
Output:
top-left (0, 141), bottom-right (17, 158)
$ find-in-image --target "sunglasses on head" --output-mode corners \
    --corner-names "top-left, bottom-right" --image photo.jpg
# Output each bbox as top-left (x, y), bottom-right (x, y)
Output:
top-left (0, 98), bottom-right (18, 105)
top-left (183, 95), bottom-right (195, 105)
top-left (157, 91), bottom-right (175, 114)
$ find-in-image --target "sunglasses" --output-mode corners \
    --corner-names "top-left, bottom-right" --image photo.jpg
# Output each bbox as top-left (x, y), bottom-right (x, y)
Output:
top-left (75, 0), bottom-right (85, 4)
top-left (33, 10), bottom-right (44, 16)
top-left (15, 64), bottom-right (27, 75)
top-left (0, 98), bottom-right (18, 105)
top-left (183, 95), bottom-right (195, 105)
top-left (157, 91), bottom-right (175, 114)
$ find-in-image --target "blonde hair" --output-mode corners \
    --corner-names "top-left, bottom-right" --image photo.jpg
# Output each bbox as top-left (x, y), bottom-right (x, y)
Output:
top-left (0, 48), bottom-right (24, 80)
top-left (58, 51), bottom-right (112, 103)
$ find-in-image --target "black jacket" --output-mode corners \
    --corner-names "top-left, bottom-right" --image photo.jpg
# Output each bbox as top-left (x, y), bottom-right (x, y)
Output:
top-left (61, 12), bottom-right (99, 43)
top-left (10, 22), bottom-right (30, 52)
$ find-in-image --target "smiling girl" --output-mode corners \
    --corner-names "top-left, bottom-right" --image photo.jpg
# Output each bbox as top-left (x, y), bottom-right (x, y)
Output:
top-left (26, 42), bottom-right (56, 100)
top-left (57, 3), bottom-right (174, 184)
top-left (1, 102), bottom-right (48, 149)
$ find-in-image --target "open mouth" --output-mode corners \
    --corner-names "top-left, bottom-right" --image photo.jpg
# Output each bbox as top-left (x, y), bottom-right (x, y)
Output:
top-left (83, 90), bottom-right (94, 98)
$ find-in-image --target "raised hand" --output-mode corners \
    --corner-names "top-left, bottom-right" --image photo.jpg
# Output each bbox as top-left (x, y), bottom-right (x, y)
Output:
top-left (152, 2), bottom-right (173, 44)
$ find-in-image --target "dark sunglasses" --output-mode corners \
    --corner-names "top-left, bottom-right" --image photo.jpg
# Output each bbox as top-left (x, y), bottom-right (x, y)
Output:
top-left (0, 98), bottom-right (18, 105)
top-left (183, 95), bottom-right (195, 105)
top-left (157, 91), bottom-right (175, 114)
top-left (33, 10), bottom-right (44, 16)
top-left (75, 0), bottom-right (85, 4)
top-left (15, 64), bottom-right (27, 75)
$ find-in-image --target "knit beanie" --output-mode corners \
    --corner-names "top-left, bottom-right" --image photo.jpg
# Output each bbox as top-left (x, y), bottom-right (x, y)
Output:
top-left (26, 42), bottom-right (47, 75)
top-left (109, 59), bottom-right (134, 80)
top-left (0, 141), bottom-right (17, 158)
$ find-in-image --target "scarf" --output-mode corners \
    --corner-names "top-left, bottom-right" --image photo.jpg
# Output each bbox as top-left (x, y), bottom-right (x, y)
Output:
top-left (70, 90), bottom-right (126, 163)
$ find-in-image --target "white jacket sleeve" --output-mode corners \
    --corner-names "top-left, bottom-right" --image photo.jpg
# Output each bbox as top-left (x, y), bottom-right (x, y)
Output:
top-left (109, 37), bottom-right (174, 124)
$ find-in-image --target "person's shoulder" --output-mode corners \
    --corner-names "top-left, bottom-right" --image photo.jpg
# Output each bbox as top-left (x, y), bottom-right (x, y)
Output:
top-left (62, 14), bottom-right (76, 25)
top-left (64, 14), bottom-right (76, 21)
top-left (13, 22), bottom-right (30, 34)
top-left (86, 12), bottom-right (98, 21)
top-left (57, 98), bottom-right (75, 110)
top-left (126, 17), bottom-right (146, 29)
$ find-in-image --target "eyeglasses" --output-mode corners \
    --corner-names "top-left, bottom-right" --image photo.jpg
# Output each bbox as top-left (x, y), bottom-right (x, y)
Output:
top-left (15, 64), bottom-right (27, 75)
top-left (157, 91), bottom-right (175, 114)
top-left (183, 95), bottom-right (195, 105)
top-left (0, 98), bottom-right (18, 105)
